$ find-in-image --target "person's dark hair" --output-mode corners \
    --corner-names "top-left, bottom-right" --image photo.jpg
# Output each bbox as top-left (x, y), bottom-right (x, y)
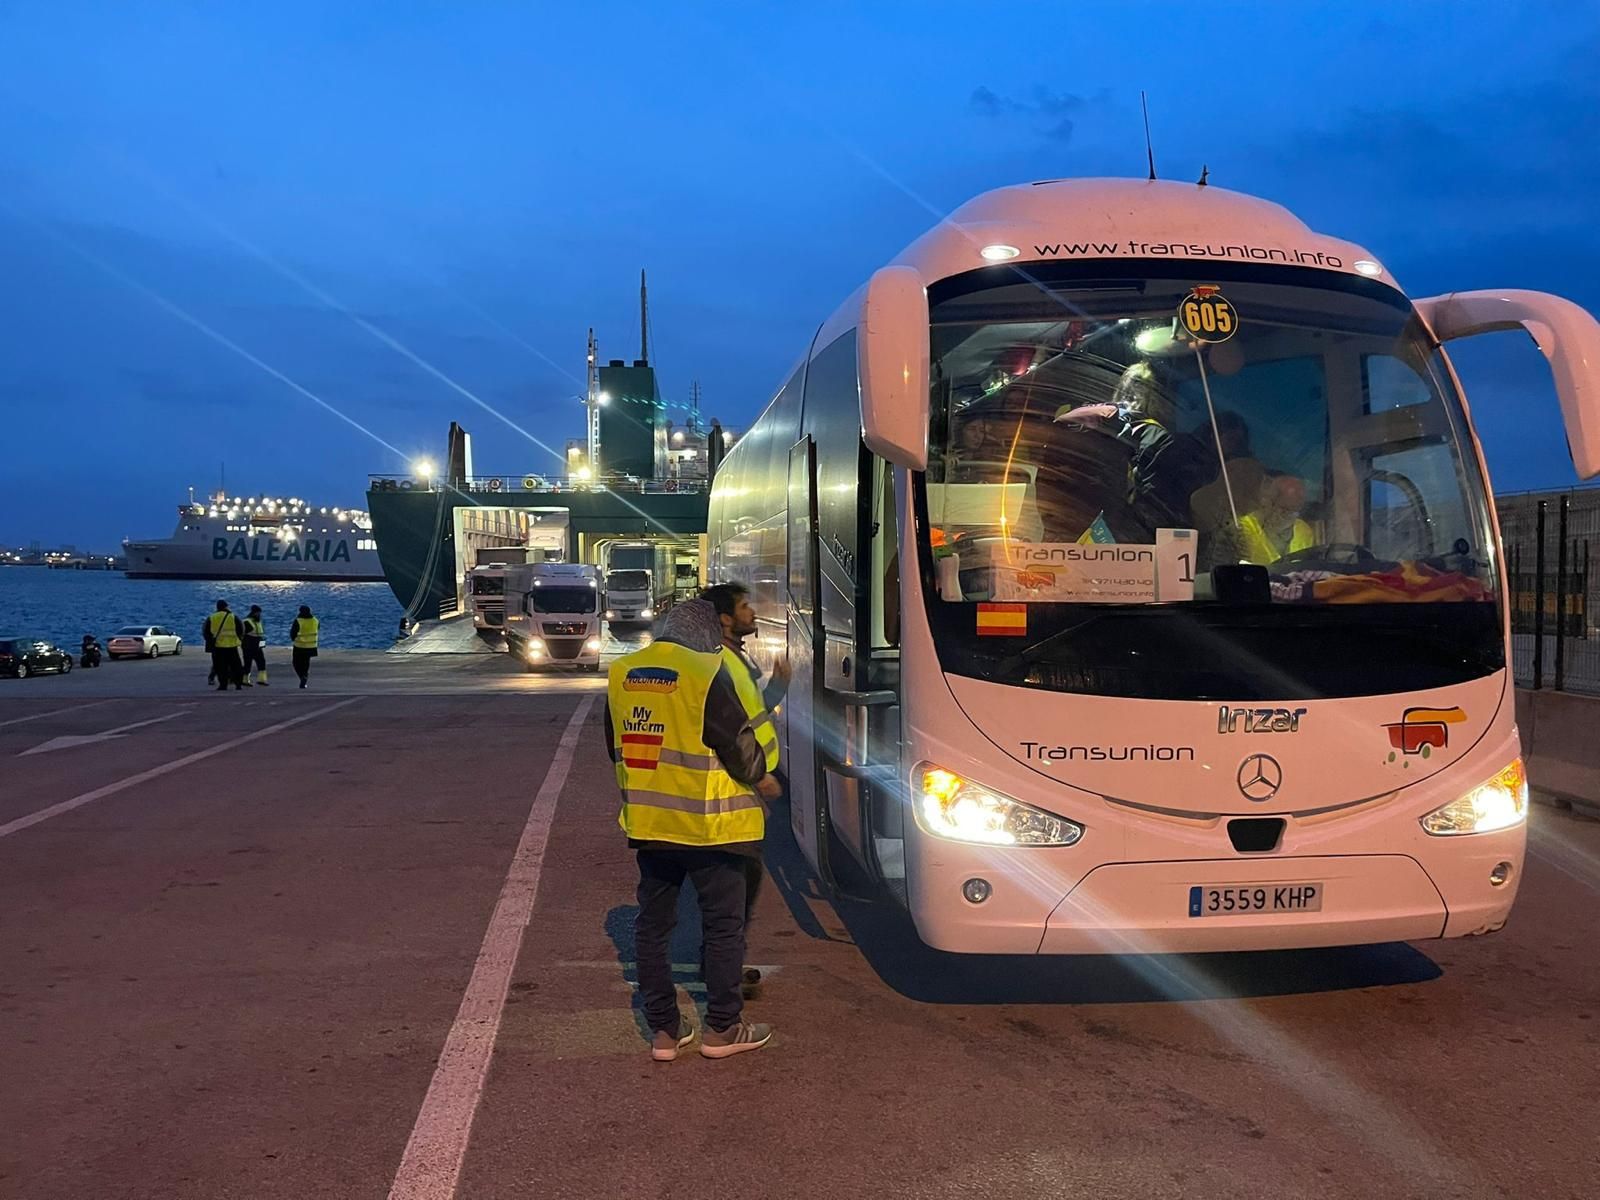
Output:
top-left (699, 582), bottom-right (749, 619)
top-left (249, 605), bottom-right (262, 615)
top-left (216, 600), bottom-right (229, 610)
top-left (1214, 410), bottom-right (1251, 455)
top-left (298, 605), bottom-right (312, 617)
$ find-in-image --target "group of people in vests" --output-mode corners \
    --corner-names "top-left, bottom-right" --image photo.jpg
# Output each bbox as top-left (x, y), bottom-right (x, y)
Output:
top-left (201, 600), bottom-right (320, 691)
top-left (605, 582), bottom-right (788, 1061)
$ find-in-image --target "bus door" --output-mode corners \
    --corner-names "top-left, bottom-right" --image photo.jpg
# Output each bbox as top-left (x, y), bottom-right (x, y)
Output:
top-left (785, 436), bottom-right (823, 871)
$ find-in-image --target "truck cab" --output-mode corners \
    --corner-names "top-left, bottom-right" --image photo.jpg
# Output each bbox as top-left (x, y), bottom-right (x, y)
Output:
top-left (503, 562), bottom-right (604, 671)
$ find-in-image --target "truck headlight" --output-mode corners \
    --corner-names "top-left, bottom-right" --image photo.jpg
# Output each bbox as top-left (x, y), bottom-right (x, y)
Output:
top-left (640, 608), bottom-right (654, 619)
top-left (584, 637), bottom-right (601, 651)
top-left (914, 763), bottom-right (1083, 847)
top-left (526, 638), bottom-right (545, 659)
top-left (1420, 758), bottom-right (1528, 836)
top-left (605, 610), bottom-right (615, 620)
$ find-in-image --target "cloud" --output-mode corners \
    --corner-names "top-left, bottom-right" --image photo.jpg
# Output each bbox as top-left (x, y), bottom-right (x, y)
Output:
top-left (969, 85), bottom-right (1110, 145)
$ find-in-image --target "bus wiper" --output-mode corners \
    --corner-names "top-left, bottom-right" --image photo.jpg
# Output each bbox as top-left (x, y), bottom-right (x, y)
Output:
top-left (998, 611), bottom-right (1118, 674)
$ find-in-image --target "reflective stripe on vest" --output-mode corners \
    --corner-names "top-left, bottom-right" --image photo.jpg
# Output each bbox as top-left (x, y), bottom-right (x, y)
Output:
top-left (243, 618), bottom-right (264, 640)
top-left (721, 645), bottom-right (779, 773)
top-left (292, 617), bottom-right (319, 649)
top-left (607, 641), bottom-right (764, 847)
top-left (207, 611), bottom-right (241, 649)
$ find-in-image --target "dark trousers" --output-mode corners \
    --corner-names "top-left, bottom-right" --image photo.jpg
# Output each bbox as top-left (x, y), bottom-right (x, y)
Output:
top-left (634, 848), bottom-right (747, 1035)
top-left (241, 640), bottom-right (266, 676)
top-left (210, 647), bottom-right (242, 688)
top-left (744, 856), bottom-right (764, 926)
top-left (292, 648), bottom-right (314, 683)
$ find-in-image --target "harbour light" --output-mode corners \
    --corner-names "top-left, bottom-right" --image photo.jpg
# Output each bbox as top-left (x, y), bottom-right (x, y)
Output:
top-left (413, 458), bottom-right (436, 480)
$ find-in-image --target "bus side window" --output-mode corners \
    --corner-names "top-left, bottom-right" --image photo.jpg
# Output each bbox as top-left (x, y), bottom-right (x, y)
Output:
top-left (872, 461), bottom-right (900, 648)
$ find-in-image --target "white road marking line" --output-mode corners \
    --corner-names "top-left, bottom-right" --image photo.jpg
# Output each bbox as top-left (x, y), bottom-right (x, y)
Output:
top-left (388, 696), bottom-right (595, 1200)
top-left (0, 698), bottom-right (362, 840)
top-left (19, 710), bottom-right (187, 756)
top-left (0, 700), bottom-right (113, 729)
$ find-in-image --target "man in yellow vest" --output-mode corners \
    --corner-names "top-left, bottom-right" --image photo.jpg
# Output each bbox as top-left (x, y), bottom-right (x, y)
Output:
top-left (1238, 471), bottom-right (1317, 566)
top-left (289, 605), bottom-right (319, 689)
top-left (203, 600), bottom-right (245, 692)
top-left (701, 582), bottom-right (789, 995)
top-left (241, 604), bottom-right (269, 687)
top-left (606, 599), bottom-right (781, 1061)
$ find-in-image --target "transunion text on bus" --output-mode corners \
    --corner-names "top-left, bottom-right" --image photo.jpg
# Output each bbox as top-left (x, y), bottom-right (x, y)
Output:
top-left (1010, 546), bottom-right (1155, 565)
top-left (1033, 240), bottom-right (1344, 268)
top-left (1021, 742), bottom-right (1196, 762)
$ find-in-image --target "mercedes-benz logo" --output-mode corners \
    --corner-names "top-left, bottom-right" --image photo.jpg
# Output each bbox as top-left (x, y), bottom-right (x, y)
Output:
top-left (1237, 753), bottom-right (1283, 802)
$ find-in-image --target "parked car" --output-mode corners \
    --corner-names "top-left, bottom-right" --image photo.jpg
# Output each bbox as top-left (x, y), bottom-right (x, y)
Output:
top-left (0, 636), bottom-right (74, 678)
top-left (107, 626), bottom-right (184, 659)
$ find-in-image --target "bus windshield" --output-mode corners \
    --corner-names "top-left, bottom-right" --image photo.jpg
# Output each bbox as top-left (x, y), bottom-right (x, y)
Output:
top-left (917, 261), bottom-right (1503, 701)
top-left (527, 586), bottom-right (597, 614)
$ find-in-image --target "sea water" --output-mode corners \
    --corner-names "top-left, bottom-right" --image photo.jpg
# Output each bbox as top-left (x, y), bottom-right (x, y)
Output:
top-left (0, 568), bottom-right (404, 651)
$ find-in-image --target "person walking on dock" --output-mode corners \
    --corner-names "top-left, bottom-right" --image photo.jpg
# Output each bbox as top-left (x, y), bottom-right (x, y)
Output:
top-left (241, 604), bottom-right (269, 686)
top-left (289, 605), bottom-right (319, 688)
top-left (605, 598), bottom-right (782, 1062)
top-left (203, 600), bottom-right (245, 692)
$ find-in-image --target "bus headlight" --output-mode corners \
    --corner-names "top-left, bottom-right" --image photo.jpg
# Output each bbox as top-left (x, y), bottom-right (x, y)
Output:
top-left (915, 764), bottom-right (1082, 847)
top-left (1421, 758), bottom-right (1528, 836)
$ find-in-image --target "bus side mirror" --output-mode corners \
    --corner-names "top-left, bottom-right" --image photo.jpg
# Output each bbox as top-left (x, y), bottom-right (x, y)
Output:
top-left (858, 266), bottom-right (930, 471)
top-left (1416, 289), bottom-right (1600, 479)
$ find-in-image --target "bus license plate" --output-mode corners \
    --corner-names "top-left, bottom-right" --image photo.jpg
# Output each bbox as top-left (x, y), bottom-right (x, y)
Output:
top-left (1188, 883), bottom-right (1323, 917)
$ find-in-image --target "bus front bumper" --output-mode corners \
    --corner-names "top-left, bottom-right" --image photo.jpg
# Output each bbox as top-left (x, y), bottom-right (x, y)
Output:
top-left (908, 828), bottom-right (1524, 955)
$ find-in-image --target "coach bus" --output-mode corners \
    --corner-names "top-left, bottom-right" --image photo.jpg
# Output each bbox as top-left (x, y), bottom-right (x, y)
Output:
top-left (706, 177), bottom-right (1600, 955)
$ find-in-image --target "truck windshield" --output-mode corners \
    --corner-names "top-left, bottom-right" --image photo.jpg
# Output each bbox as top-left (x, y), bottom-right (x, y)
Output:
top-left (470, 575), bottom-right (505, 595)
top-left (607, 570), bottom-right (650, 590)
top-left (916, 260), bottom-right (1502, 701)
top-left (528, 586), bottom-right (597, 614)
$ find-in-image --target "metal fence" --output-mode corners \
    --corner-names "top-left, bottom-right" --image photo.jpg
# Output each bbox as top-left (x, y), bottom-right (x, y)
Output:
top-left (1497, 486), bottom-right (1600, 694)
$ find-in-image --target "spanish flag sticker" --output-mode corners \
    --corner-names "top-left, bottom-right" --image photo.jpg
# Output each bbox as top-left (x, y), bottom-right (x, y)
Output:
top-left (976, 602), bottom-right (1028, 637)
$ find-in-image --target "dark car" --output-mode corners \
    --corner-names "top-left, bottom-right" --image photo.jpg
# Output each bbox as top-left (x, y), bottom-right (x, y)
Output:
top-left (0, 637), bottom-right (74, 678)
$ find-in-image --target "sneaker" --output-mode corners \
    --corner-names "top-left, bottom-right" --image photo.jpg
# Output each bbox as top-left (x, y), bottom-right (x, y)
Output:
top-left (650, 1013), bottom-right (698, 1062)
top-left (700, 1021), bottom-right (772, 1059)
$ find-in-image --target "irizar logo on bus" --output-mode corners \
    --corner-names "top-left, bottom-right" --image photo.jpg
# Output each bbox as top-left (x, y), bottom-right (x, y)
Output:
top-left (1218, 706), bottom-right (1308, 734)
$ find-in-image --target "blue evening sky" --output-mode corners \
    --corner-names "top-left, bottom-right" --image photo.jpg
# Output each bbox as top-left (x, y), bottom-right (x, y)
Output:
top-left (3, 1), bottom-right (1597, 547)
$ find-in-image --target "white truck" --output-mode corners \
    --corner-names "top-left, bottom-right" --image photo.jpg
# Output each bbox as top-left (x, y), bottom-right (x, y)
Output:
top-left (503, 561), bottom-right (604, 671)
top-left (467, 550), bottom-right (529, 630)
top-left (602, 541), bottom-right (676, 630)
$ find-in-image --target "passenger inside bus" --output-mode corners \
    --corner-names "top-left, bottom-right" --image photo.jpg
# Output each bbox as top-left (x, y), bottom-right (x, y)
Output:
top-left (1237, 471), bottom-right (1318, 566)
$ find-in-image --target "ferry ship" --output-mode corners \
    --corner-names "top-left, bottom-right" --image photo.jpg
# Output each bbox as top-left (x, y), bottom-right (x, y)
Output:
top-left (124, 493), bottom-right (385, 581)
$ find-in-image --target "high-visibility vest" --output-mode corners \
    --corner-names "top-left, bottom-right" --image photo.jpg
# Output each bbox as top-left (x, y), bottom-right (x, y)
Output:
top-left (207, 611), bottom-right (241, 649)
top-left (243, 617), bottom-right (265, 642)
top-left (1238, 514), bottom-right (1315, 566)
top-left (292, 616), bottom-right (319, 649)
top-left (607, 641), bottom-right (764, 847)
top-left (721, 645), bottom-right (779, 773)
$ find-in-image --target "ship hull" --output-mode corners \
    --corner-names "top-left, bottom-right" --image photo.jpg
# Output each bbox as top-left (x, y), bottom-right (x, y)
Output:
top-left (123, 534), bottom-right (385, 582)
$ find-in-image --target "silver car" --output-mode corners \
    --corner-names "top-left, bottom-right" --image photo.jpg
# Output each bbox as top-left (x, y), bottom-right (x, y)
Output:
top-left (107, 625), bottom-right (184, 659)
